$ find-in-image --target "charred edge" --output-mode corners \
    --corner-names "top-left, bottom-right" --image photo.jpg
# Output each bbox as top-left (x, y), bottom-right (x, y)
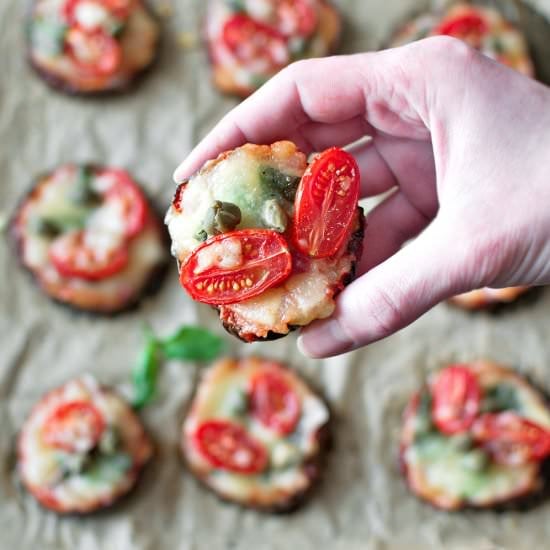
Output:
top-left (180, 370), bottom-right (332, 513)
top-left (25, 1), bottom-right (162, 98)
top-left (9, 166), bottom-right (171, 317)
top-left (399, 373), bottom-right (550, 512)
top-left (221, 206), bottom-right (365, 343)
top-left (208, 0), bottom-right (342, 98)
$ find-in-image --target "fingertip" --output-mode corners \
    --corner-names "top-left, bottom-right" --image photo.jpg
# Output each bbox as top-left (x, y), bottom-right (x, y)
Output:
top-left (298, 319), bottom-right (355, 359)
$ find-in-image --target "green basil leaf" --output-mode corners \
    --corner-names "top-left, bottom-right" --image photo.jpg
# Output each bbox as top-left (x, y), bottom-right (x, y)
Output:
top-left (160, 326), bottom-right (224, 362)
top-left (131, 334), bottom-right (159, 409)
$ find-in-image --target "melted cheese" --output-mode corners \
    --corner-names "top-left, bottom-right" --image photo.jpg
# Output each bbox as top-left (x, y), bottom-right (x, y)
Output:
top-left (18, 375), bottom-right (153, 511)
top-left (183, 357), bottom-right (329, 506)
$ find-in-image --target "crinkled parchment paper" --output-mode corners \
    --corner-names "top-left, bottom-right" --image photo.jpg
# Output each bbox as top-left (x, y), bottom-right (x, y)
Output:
top-left (2, 1), bottom-right (550, 548)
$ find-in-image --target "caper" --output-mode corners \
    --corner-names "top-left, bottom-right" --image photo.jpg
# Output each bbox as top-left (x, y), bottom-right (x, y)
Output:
top-left (98, 427), bottom-right (120, 455)
top-left (227, 0), bottom-right (245, 12)
top-left (200, 200), bottom-right (241, 238)
top-left (259, 166), bottom-right (300, 202)
top-left (449, 433), bottom-right (474, 452)
top-left (31, 217), bottom-right (61, 238)
top-left (461, 449), bottom-right (489, 472)
top-left (70, 166), bottom-right (101, 206)
top-left (261, 199), bottom-right (288, 232)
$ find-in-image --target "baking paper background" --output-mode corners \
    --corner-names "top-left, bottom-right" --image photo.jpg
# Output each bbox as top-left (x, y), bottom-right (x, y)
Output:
top-left (2, 0), bottom-right (550, 548)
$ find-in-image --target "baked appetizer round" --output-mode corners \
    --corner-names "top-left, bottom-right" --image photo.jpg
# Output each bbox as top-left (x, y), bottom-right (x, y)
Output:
top-left (27, 0), bottom-right (160, 95)
top-left (449, 286), bottom-right (531, 310)
top-left (166, 141), bottom-right (364, 342)
top-left (390, 2), bottom-right (534, 77)
top-left (12, 164), bottom-right (168, 314)
top-left (182, 357), bottom-right (330, 511)
top-left (400, 361), bottom-right (550, 510)
top-left (18, 375), bottom-right (153, 514)
top-left (205, 0), bottom-right (341, 96)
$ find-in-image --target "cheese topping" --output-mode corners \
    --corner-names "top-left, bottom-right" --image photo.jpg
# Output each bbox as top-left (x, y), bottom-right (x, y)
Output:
top-left (18, 376), bottom-right (153, 512)
top-left (183, 357), bottom-right (329, 506)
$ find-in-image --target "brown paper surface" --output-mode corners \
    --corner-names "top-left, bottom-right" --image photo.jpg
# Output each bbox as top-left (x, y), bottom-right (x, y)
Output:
top-left (1, 1), bottom-right (550, 548)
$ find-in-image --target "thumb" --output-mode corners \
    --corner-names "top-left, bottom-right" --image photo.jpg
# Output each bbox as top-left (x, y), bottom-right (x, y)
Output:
top-left (297, 219), bottom-right (466, 358)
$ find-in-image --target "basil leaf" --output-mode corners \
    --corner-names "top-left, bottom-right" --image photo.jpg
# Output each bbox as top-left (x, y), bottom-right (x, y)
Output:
top-left (160, 326), bottom-right (224, 362)
top-left (131, 334), bottom-right (159, 409)
top-left (31, 19), bottom-right (67, 57)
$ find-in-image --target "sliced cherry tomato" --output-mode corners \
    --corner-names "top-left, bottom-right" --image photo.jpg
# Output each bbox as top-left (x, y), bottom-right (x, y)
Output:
top-left (180, 229), bottom-right (292, 305)
top-left (65, 27), bottom-right (122, 76)
top-left (100, 169), bottom-right (148, 238)
top-left (292, 147), bottom-right (360, 258)
top-left (49, 230), bottom-right (129, 281)
top-left (250, 369), bottom-right (300, 434)
top-left (434, 10), bottom-right (489, 47)
top-left (275, 0), bottom-right (318, 38)
top-left (472, 412), bottom-right (550, 465)
top-left (222, 14), bottom-right (289, 71)
top-left (194, 420), bottom-right (268, 473)
top-left (431, 364), bottom-right (481, 435)
top-left (42, 401), bottom-right (105, 453)
top-left (64, 0), bottom-right (133, 27)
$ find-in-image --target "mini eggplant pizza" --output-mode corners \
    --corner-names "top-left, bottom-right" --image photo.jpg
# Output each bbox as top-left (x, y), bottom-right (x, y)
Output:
top-left (400, 361), bottom-right (550, 510)
top-left (11, 164), bottom-right (167, 314)
top-left (449, 286), bottom-right (531, 310)
top-left (205, 0), bottom-right (341, 97)
top-left (27, 0), bottom-right (160, 95)
top-left (166, 141), bottom-right (364, 342)
top-left (390, 2), bottom-right (534, 77)
top-left (182, 357), bottom-right (330, 511)
top-left (18, 375), bottom-right (153, 514)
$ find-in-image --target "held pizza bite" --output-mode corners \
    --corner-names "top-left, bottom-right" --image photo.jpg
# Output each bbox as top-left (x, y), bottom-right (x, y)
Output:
top-left (27, 0), bottom-right (160, 95)
top-left (18, 375), bottom-right (153, 514)
top-left (182, 357), bottom-right (330, 511)
top-left (400, 361), bottom-right (550, 510)
top-left (165, 141), bottom-right (364, 342)
top-left (449, 286), bottom-right (531, 310)
top-left (11, 164), bottom-right (168, 314)
top-left (390, 2), bottom-right (534, 77)
top-left (205, 0), bottom-right (341, 96)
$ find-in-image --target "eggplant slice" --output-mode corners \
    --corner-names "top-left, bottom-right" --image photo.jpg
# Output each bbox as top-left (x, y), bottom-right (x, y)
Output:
top-left (182, 357), bottom-right (331, 512)
top-left (18, 375), bottom-right (153, 514)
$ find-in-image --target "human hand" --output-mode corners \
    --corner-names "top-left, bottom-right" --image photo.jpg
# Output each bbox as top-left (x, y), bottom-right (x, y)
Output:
top-left (174, 37), bottom-right (550, 358)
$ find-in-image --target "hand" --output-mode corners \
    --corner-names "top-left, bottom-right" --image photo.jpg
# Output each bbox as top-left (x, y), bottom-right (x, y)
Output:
top-left (174, 37), bottom-right (550, 358)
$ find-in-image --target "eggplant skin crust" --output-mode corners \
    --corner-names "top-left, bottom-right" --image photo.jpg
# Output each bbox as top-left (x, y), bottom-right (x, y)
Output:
top-left (399, 371), bottom-right (550, 512)
top-left (10, 167), bottom-right (170, 316)
top-left (220, 206), bottom-right (365, 343)
top-left (17, 384), bottom-right (154, 515)
top-left (181, 366), bottom-right (332, 513)
top-left (25, 1), bottom-right (161, 97)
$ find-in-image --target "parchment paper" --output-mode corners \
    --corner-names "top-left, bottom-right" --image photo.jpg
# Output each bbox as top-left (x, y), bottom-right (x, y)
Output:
top-left (2, 1), bottom-right (550, 548)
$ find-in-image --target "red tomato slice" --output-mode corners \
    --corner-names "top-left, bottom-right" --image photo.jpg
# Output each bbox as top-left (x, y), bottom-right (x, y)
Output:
top-left (180, 229), bottom-right (292, 305)
top-left (222, 14), bottom-right (289, 71)
top-left (275, 0), bottom-right (318, 38)
top-left (49, 230), bottom-right (129, 281)
top-left (250, 369), bottom-right (300, 434)
top-left (194, 420), bottom-right (268, 473)
top-left (42, 401), bottom-right (105, 453)
top-left (431, 365), bottom-right (481, 435)
top-left (472, 412), bottom-right (550, 465)
top-left (64, 0), bottom-right (133, 27)
top-left (292, 147), bottom-right (360, 258)
top-left (100, 169), bottom-right (148, 238)
top-left (434, 10), bottom-right (489, 47)
top-left (65, 28), bottom-right (122, 76)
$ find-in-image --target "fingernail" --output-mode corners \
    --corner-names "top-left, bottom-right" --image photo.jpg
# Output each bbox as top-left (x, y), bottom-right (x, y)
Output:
top-left (173, 164), bottom-right (186, 183)
top-left (298, 319), bottom-right (354, 358)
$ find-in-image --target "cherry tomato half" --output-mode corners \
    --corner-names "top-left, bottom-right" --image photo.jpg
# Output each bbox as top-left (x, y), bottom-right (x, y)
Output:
top-left (472, 412), bottom-right (550, 466)
top-left (292, 147), bottom-right (360, 258)
top-left (222, 14), bottom-right (289, 71)
top-left (100, 169), bottom-right (148, 238)
top-left (250, 369), bottom-right (300, 435)
top-left (64, 0), bottom-right (133, 27)
top-left (42, 401), bottom-right (105, 453)
top-left (180, 229), bottom-right (292, 305)
top-left (49, 230), bottom-right (129, 281)
top-left (434, 10), bottom-right (489, 47)
top-left (431, 365), bottom-right (481, 435)
top-left (275, 0), bottom-right (318, 38)
top-left (65, 27), bottom-right (122, 77)
top-left (194, 420), bottom-right (268, 473)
